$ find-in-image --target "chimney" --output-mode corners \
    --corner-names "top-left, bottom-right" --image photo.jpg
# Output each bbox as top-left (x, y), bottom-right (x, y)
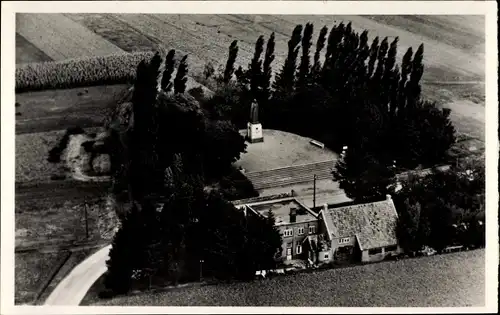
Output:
top-left (289, 207), bottom-right (297, 223)
top-left (386, 194), bottom-right (392, 201)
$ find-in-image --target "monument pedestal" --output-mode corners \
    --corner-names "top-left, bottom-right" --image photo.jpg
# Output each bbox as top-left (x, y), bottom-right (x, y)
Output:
top-left (247, 122), bottom-right (264, 143)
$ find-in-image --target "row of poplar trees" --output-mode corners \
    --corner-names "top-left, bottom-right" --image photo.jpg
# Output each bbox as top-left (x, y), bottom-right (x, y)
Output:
top-left (207, 21), bottom-right (456, 201)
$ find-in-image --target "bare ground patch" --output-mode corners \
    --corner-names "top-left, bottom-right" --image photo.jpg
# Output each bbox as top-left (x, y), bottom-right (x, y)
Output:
top-left (234, 129), bottom-right (338, 173)
top-left (15, 33), bottom-right (52, 64)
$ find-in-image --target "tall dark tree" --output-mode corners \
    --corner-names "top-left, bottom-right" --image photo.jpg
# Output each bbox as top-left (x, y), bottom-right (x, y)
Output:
top-left (174, 55), bottom-right (189, 94)
top-left (104, 201), bottom-right (162, 294)
top-left (161, 49), bottom-right (176, 92)
top-left (333, 144), bottom-right (396, 202)
top-left (311, 26), bottom-right (328, 79)
top-left (373, 37), bottom-right (389, 82)
top-left (411, 101), bottom-right (456, 165)
top-left (273, 24), bottom-right (303, 98)
top-left (406, 44), bottom-right (425, 110)
top-left (297, 23), bottom-right (314, 89)
top-left (203, 119), bottom-right (247, 178)
top-left (367, 36), bottom-right (380, 78)
top-left (396, 198), bottom-right (422, 252)
top-left (249, 35), bottom-right (265, 97)
top-left (383, 37), bottom-right (399, 114)
top-left (398, 47), bottom-right (414, 113)
top-left (129, 54), bottom-right (162, 202)
top-left (262, 32), bottom-right (276, 101)
top-left (224, 40), bottom-right (239, 84)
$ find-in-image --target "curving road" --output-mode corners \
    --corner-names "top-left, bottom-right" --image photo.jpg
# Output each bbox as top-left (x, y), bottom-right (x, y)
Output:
top-left (44, 244), bottom-right (111, 305)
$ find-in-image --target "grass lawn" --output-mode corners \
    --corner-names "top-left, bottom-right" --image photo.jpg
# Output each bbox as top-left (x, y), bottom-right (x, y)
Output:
top-left (15, 251), bottom-right (70, 305)
top-left (15, 85), bottom-right (127, 135)
top-left (16, 130), bottom-right (69, 183)
top-left (15, 197), bottom-right (113, 249)
top-left (88, 249), bottom-right (484, 307)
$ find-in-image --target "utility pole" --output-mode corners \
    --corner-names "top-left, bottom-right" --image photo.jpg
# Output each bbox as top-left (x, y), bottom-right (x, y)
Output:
top-left (84, 201), bottom-right (89, 239)
top-left (313, 174), bottom-right (317, 209)
top-left (199, 259), bottom-right (204, 281)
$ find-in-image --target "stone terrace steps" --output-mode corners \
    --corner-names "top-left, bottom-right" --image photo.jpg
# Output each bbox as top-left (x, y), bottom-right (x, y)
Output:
top-left (244, 160), bottom-right (336, 190)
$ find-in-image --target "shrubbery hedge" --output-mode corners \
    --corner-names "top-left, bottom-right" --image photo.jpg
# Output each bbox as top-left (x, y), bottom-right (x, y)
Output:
top-left (16, 52), bottom-right (155, 92)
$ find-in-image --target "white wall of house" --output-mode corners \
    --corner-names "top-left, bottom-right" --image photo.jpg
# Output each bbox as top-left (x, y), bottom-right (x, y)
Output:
top-left (332, 236), bottom-right (356, 250)
top-left (318, 250), bottom-right (332, 263)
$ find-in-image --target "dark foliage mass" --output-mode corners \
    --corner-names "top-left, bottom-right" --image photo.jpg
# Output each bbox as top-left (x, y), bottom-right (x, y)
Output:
top-left (103, 54), bottom-right (280, 296)
top-left (394, 162), bottom-right (485, 253)
top-left (207, 21), bottom-right (456, 202)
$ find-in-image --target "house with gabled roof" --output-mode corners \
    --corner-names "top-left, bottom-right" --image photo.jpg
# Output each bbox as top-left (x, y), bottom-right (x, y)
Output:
top-left (234, 196), bottom-right (322, 263)
top-left (317, 194), bottom-right (402, 263)
top-left (234, 193), bottom-right (402, 265)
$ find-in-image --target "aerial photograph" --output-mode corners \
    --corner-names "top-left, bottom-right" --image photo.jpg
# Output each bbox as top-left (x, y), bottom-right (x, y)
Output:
top-left (12, 9), bottom-right (488, 308)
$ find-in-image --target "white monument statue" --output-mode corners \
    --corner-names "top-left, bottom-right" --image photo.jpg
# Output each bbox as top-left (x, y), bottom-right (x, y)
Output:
top-left (247, 100), bottom-right (264, 143)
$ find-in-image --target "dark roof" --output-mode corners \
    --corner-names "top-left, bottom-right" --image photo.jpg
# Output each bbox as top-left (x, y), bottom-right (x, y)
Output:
top-left (246, 197), bottom-right (317, 225)
top-left (322, 197), bottom-right (399, 250)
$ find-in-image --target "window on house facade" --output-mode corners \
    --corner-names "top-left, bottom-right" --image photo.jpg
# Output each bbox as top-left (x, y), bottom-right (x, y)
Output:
top-left (297, 227), bottom-right (304, 235)
top-left (368, 247), bottom-right (383, 255)
top-left (339, 237), bottom-right (350, 244)
top-left (283, 229), bottom-right (293, 237)
top-left (309, 226), bottom-right (316, 234)
top-left (296, 245), bottom-right (302, 254)
top-left (385, 245), bottom-right (398, 252)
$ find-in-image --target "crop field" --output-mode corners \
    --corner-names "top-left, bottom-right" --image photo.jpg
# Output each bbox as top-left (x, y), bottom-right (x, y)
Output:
top-left (86, 249), bottom-right (485, 307)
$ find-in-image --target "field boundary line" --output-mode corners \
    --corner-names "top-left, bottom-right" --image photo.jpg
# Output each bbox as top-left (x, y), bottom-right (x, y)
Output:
top-left (34, 251), bottom-right (72, 303)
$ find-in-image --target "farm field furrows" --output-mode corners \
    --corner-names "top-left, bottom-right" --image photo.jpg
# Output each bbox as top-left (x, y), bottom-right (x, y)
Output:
top-left (63, 14), bottom-right (159, 52)
top-left (16, 85), bottom-right (128, 134)
top-left (89, 249), bottom-right (485, 307)
top-left (367, 15), bottom-right (485, 54)
top-left (16, 33), bottom-right (53, 64)
top-left (16, 13), bottom-right (124, 60)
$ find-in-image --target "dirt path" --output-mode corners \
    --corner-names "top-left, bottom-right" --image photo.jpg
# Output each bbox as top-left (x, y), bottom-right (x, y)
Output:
top-left (44, 244), bottom-right (111, 305)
